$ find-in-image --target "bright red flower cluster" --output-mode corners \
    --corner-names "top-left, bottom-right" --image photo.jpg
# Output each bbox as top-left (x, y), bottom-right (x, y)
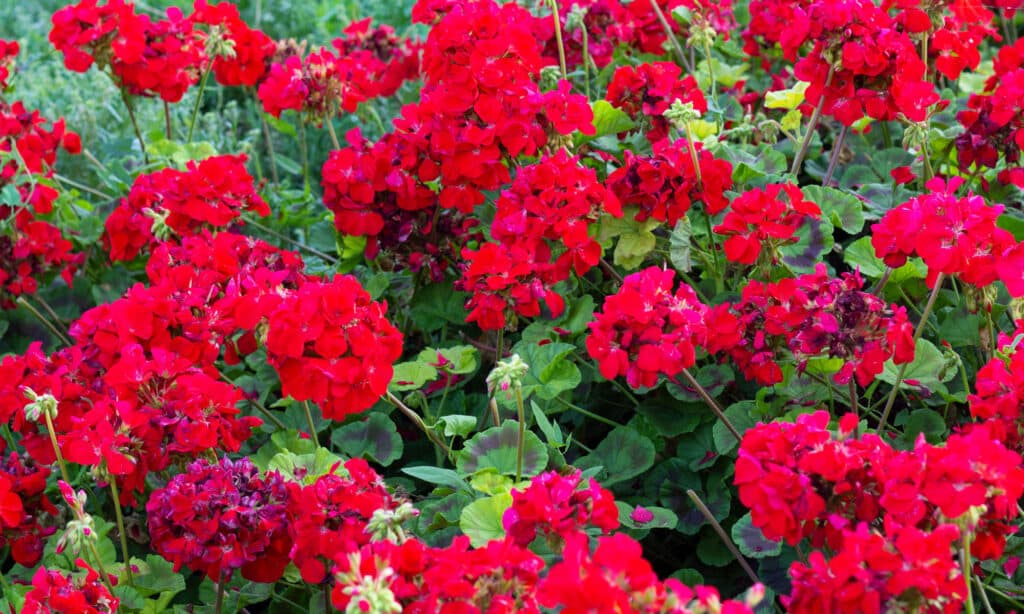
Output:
top-left (0, 39), bottom-right (18, 89)
top-left (606, 138), bottom-right (733, 227)
top-left (503, 469), bottom-right (619, 548)
top-left (737, 411), bottom-right (1024, 611)
top-left (714, 183), bottom-right (821, 265)
top-left (191, 0), bottom-right (275, 87)
top-left (532, 0), bottom-right (633, 69)
top-left (586, 266), bottom-right (708, 389)
top-left (0, 44), bottom-right (83, 308)
top-left (104, 154), bottom-right (269, 261)
top-left (606, 62), bottom-right (707, 144)
top-left (969, 321), bottom-right (1024, 454)
top-left (706, 265), bottom-right (914, 386)
top-left (264, 275), bottom-right (404, 420)
top-left (792, 0), bottom-right (939, 126)
top-left (147, 456), bottom-right (291, 582)
top-left (49, 0), bottom-right (146, 73)
top-left (0, 441), bottom-right (57, 567)
top-left (22, 560), bottom-right (119, 614)
top-left (332, 18), bottom-right (420, 98)
top-left (287, 458), bottom-right (400, 584)
top-left (871, 176), bottom-right (1019, 290)
top-left (258, 47), bottom-right (376, 122)
top-left (458, 151), bottom-right (621, 331)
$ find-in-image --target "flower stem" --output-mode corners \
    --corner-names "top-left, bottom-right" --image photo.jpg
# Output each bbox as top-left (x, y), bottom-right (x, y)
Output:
top-left (962, 531), bottom-right (977, 614)
top-left (385, 391), bottom-right (451, 455)
top-left (244, 217), bottom-right (339, 263)
top-left (43, 411), bottom-right (72, 485)
top-left (109, 478), bottom-right (134, 586)
top-left (325, 118), bottom-right (340, 150)
top-left (701, 36), bottom-right (717, 99)
top-left (254, 91), bottom-right (280, 186)
top-left (686, 489), bottom-right (761, 585)
top-left (581, 29), bottom-right (591, 100)
top-left (187, 68), bottom-right (212, 144)
top-left (648, 0), bottom-right (691, 71)
top-left (790, 66), bottom-right (834, 176)
top-left (120, 89), bottom-right (148, 163)
top-left (823, 124), bottom-right (849, 186)
top-left (679, 368), bottom-right (741, 441)
top-left (85, 539), bottom-right (116, 595)
top-left (163, 100), bottom-right (173, 140)
top-left (214, 568), bottom-right (226, 614)
top-left (514, 386), bottom-right (526, 483)
top-left (16, 297), bottom-right (71, 347)
top-left (878, 272), bottom-right (945, 432)
top-left (298, 117), bottom-right (310, 190)
top-left (302, 401), bottom-right (320, 448)
top-left (550, 0), bottom-right (568, 80)
top-left (849, 379), bottom-right (859, 436)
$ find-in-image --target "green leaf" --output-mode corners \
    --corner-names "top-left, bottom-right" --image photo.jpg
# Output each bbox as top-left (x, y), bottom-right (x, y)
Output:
top-left (459, 492), bottom-right (513, 547)
top-left (438, 414), bottom-right (478, 439)
top-left (879, 338), bottom-right (956, 394)
top-left (411, 283), bottom-right (470, 333)
top-left (614, 224), bottom-right (657, 269)
top-left (843, 236), bottom-right (925, 281)
top-left (998, 212), bottom-right (1024, 241)
top-left (801, 185), bottom-right (864, 234)
top-left (469, 469), bottom-right (516, 495)
top-left (668, 217), bottom-right (694, 273)
top-left (251, 430), bottom-right (317, 471)
top-left (896, 408), bottom-right (947, 445)
top-left (390, 360), bottom-right (439, 391)
top-left (457, 420), bottom-right (549, 477)
top-left (402, 466), bottom-right (470, 493)
top-left (712, 401), bottom-right (758, 455)
top-left (731, 513), bottom-right (783, 559)
top-left (512, 341), bottom-right (581, 401)
top-left (134, 555), bottom-right (186, 598)
top-left (428, 345), bottom-right (480, 375)
top-left (697, 530), bottom-right (735, 567)
top-left (764, 82), bottom-right (809, 110)
top-left (589, 100), bottom-right (636, 138)
top-left (637, 397), bottom-right (703, 438)
top-left (576, 426), bottom-right (656, 486)
top-left (268, 447), bottom-right (344, 484)
top-left (531, 400), bottom-right (563, 446)
top-left (780, 217), bottom-right (835, 275)
top-left (616, 502), bottom-right (678, 530)
top-left (331, 413), bottom-right (404, 466)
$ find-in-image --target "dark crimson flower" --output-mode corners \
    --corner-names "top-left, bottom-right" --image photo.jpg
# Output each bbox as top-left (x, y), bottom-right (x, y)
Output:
top-left (0, 442), bottom-right (58, 567)
top-left (146, 456), bottom-right (292, 583)
top-left (331, 18), bottom-right (420, 98)
top-left (606, 138), bottom-right (733, 226)
top-left (606, 62), bottom-right (706, 143)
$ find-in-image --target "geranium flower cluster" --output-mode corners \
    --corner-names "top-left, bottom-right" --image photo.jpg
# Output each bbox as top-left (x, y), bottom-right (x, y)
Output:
top-left (21, 560), bottom-right (119, 614)
top-left (713, 183), bottom-right (821, 266)
top-left (586, 266), bottom-right (709, 389)
top-left (459, 151), bottom-right (621, 330)
top-left (606, 138), bottom-right (733, 227)
top-left (51, 0), bottom-right (279, 102)
top-left (606, 62), bottom-right (707, 144)
top-left (503, 469), bottom-right (619, 548)
top-left (737, 411), bottom-right (1024, 612)
top-left (259, 16), bottom-right (419, 122)
top-left (322, 127), bottom-right (482, 281)
top-left (968, 321), bottom-right (1024, 454)
top-left (705, 265), bottom-right (914, 386)
top-left (264, 275), bottom-right (404, 420)
top-left (531, 0), bottom-right (634, 69)
top-left (0, 441), bottom-right (57, 567)
top-left (0, 42), bottom-right (83, 308)
top-left (147, 456), bottom-right (292, 582)
top-left (104, 154), bottom-right (270, 261)
top-left (191, 0), bottom-right (275, 87)
top-left (871, 177), bottom-right (1022, 291)
top-left (790, 0), bottom-right (939, 125)
top-left (0, 38), bottom-right (17, 89)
